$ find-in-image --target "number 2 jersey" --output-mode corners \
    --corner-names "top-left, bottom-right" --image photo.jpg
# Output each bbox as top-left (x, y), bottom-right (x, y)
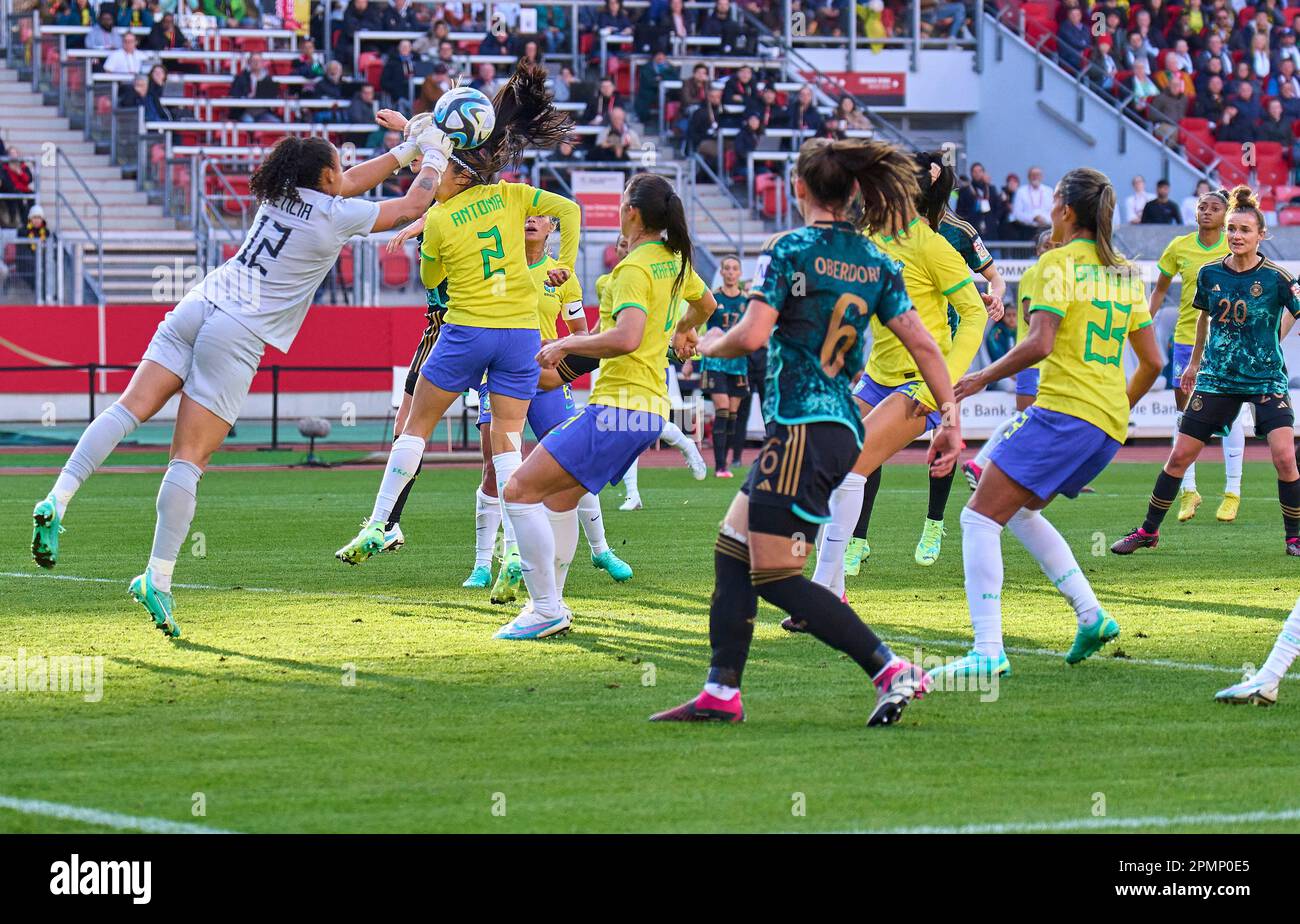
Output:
top-left (1030, 238), bottom-right (1151, 442)
top-left (196, 187), bottom-right (379, 352)
top-left (1193, 255), bottom-right (1300, 395)
top-left (751, 220), bottom-right (912, 446)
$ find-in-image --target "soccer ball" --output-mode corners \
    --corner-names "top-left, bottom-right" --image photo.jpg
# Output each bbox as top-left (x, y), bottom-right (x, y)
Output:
top-left (432, 87), bottom-right (496, 150)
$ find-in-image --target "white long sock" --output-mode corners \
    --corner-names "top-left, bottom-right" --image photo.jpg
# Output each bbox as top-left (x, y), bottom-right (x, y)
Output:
top-left (961, 506), bottom-right (1005, 657)
top-left (1257, 597), bottom-right (1300, 683)
top-left (811, 477), bottom-right (864, 598)
top-left (660, 419), bottom-right (690, 450)
top-left (548, 506), bottom-right (579, 599)
top-left (52, 402), bottom-right (140, 518)
top-left (1007, 508), bottom-right (1100, 628)
top-left (1178, 431), bottom-right (1197, 492)
top-left (505, 500), bottom-right (558, 615)
top-left (493, 449), bottom-right (522, 550)
top-left (474, 487), bottom-right (501, 567)
top-left (578, 492), bottom-right (608, 555)
top-left (369, 434), bottom-right (424, 525)
top-left (973, 415), bottom-right (1017, 468)
top-left (147, 459), bottom-right (202, 593)
top-left (1223, 413), bottom-right (1245, 495)
top-left (623, 457), bottom-right (640, 500)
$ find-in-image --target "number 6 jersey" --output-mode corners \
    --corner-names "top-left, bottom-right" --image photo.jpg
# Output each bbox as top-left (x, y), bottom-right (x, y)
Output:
top-left (751, 220), bottom-right (912, 446)
top-left (197, 187), bottom-right (380, 352)
top-left (1031, 237), bottom-right (1152, 442)
top-left (1193, 255), bottom-right (1300, 396)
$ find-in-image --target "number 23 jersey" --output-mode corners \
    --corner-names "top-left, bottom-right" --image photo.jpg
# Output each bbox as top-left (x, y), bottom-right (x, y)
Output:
top-left (1030, 238), bottom-right (1151, 442)
top-left (198, 187), bottom-right (379, 352)
top-left (1193, 255), bottom-right (1300, 395)
top-left (751, 221), bottom-right (912, 446)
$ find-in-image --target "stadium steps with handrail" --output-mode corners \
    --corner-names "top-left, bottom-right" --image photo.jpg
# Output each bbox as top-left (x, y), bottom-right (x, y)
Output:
top-left (0, 61), bottom-right (198, 304)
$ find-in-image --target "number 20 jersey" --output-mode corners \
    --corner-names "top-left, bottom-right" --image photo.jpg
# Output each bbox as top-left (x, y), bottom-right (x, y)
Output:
top-left (198, 187), bottom-right (379, 352)
top-left (751, 220), bottom-right (912, 446)
top-left (1193, 255), bottom-right (1300, 396)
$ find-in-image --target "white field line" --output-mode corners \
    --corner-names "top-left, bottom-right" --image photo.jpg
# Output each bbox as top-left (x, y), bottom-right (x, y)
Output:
top-left (0, 794), bottom-right (233, 834)
top-left (0, 571), bottom-right (411, 603)
top-left (854, 806), bottom-right (1300, 834)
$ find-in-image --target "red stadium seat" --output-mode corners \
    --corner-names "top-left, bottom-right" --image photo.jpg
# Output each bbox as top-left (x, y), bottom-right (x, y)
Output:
top-left (1275, 183), bottom-right (1300, 204)
top-left (665, 100), bottom-right (680, 127)
top-left (381, 250), bottom-right (410, 288)
top-left (222, 243), bottom-right (239, 261)
top-left (4, 243), bottom-right (16, 266)
top-left (1253, 141), bottom-right (1284, 161)
top-left (1257, 156), bottom-right (1289, 187)
top-left (96, 95), bottom-right (112, 116)
top-left (238, 37), bottom-right (268, 54)
top-left (1278, 206), bottom-right (1300, 225)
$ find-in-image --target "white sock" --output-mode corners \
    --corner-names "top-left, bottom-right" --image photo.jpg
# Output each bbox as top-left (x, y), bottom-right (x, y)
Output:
top-left (1223, 414), bottom-right (1245, 495)
top-left (474, 487), bottom-right (500, 567)
top-left (147, 458), bottom-right (202, 594)
top-left (148, 556), bottom-right (176, 593)
top-left (660, 419), bottom-right (690, 450)
top-left (54, 402), bottom-right (140, 518)
top-left (961, 506), bottom-right (1005, 657)
top-left (623, 458), bottom-right (640, 500)
top-left (973, 414), bottom-right (1017, 468)
top-left (1007, 508), bottom-right (1100, 628)
top-left (547, 506), bottom-right (579, 598)
top-left (1257, 597), bottom-right (1300, 684)
top-left (505, 500), bottom-right (558, 615)
top-left (369, 434), bottom-right (425, 525)
top-left (811, 477), bottom-right (863, 598)
top-left (703, 682), bottom-right (739, 700)
top-left (578, 492), bottom-right (608, 555)
top-left (493, 449), bottom-right (522, 552)
top-left (1179, 431), bottom-right (1197, 492)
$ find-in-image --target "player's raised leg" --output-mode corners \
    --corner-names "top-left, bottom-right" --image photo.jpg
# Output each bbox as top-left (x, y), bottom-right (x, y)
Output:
top-left (580, 492), bottom-right (632, 581)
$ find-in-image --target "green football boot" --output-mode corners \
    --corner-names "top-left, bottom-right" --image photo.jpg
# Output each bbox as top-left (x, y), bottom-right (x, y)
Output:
top-left (1065, 610), bottom-right (1120, 665)
top-left (491, 548), bottom-right (522, 604)
top-left (926, 649), bottom-right (1011, 684)
top-left (843, 536), bottom-right (870, 577)
top-left (592, 549), bottom-right (633, 582)
top-left (462, 564), bottom-right (493, 588)
top-left (31, 493), bottom-right (63, 570)
top-left (128, 571), bottom-right (181, 638)
top-left (914, 518), bottom-right (946, 566)
top-left (334, 521), bottom-right (385, 565)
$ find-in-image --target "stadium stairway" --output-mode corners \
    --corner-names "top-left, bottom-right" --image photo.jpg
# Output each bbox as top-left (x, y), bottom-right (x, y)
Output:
top-left (0, 63), bottom-right (198, 304)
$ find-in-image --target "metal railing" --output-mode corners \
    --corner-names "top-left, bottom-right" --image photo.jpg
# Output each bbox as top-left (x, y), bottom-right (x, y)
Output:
top-left (51, 146), bottom-right (104, 307)
top-left (688, 152), bottom-right (745, 257)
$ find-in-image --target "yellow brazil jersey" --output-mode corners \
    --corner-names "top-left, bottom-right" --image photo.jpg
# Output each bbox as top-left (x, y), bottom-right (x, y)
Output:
top-left (1156, 230), bottom-right (1230, 345)
top-left (1032, 238), bottom-right (1152, 443)
top-left (1016, 261), bottom-right (1044, 370)
top-left (865, 217), bottom-right (986, 403)
top-left (595, 273), bottom-right (612, 309)
top-left (589, 241), bottom-right (706, 420)
top-left (530, 253), bottom-right (584, 340)
top-left (420, 181), bottom-right (580, 329)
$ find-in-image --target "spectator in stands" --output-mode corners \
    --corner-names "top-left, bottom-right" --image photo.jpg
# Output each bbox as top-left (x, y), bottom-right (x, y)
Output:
top-left (592, 106), bottom-right (640, 161)
top-left (291, 37), bottom-right (325, 79)
top-left (414, 64), bottom-right (451, 113)
top-left (1088, 36), bottom-right (1119, 92)
top-left (999, 171), bottom-right (1021, 237)
top-left (1249, 32), bottom-right (1274, 81)
top-left (1155, 51), bottom-right (1195, 96)
top-left (1268, 56), bottom-right (1300, 96)
top-left (1057, 5), bottom-right (1091, 71)
top-left (813, 0), bottom-right (848, 37)
top-left (381, 38), bottom-right (417, 108)
top-left (104, 31), bottom-right (151, 75)
top-left (1206, 7), bottom-right (1234, 49)
top-left (831, 95), bottom-right (870, 132)
top-left (118, 72), bottom-right (149, 109)
top-left (471, 61), bottom-right (503, 99)
top-left (0, 151), bottom-right (35, 228)
top-left (1233, 79), bottom-right (1263, 125)
top-left (662, 0), bottom-right (693, 45)
top-left (536, 5), bottom-right (570, 54)
top-left (1009, 165), bottom-right (1052, 239)
top-left (1122, 31), bottom-right (1155, 72)
top-left (786, 84), bottom-right (825, 136)
top-left (1196, 53), bottom-right (1227, 96)
top-left (920, 0), bottom-right (967, 39)
top-left (432, 39), bottom-right (458, 75)
top-left (1198, 33), bottom-right (1232, 76)
top-left (582, 76), bottom-right (622, 124)
top-left (1181, 178), bottom-right (1212, 224)
top-left (312, 59), bottom-right (348, 113)
top-left (117, 0), bottom-right (153, 28)
top-left (1216, 103), bottom-right (1255, 143)
top-left (202, 0), bottom-right (257, 27)
top-left (682, 63), bottom-right (710, 112)
top-left (380, 0), bottom-right (419, 30)
top-left (146, 11), bottom-right (187, 50)
top-left (337, 0), bottom-right (383, 61)
top-left (596, 0), bottom-right (634, 36)
top-left (635, 50), bottom-right (678, 123)
top-left (1141, 179), bottom-right (1182, 224)
top-left (1169, 37), bottom-right (1198, 75)
top-left (686, 85), bottom-right (724, 161)
top-left (552, 64), bottom-right (578, 103)
top-left (1231, 58), bottom-right (1260, 96)
top-left (520, 39), bottom-right (544, 67)
top-left (722, 65), bottom-right (757, 110)
top-left (1195, 74), bottom-right (1227, 124)
top-left (16, 205), bottom-right (53, 296)
top-left (344, 83), bottom-right (378, 142)
top-left (229, 53), bottom-right (279, 123)
top-left (1279, 77), bottom-right (1300, 121)
top-left (57, 0), bottom-right (95, 30)
top-left (731, 112), bottom-right (763, 182)
top-left (1123, 175), bottom-right (1153, 224)
top-left (412, 19), bottom-right (449, 58)
top-left (1233, 9), bottom-right (1275, 54)
top-left (1276, 28), bottom-right (1300, 71)
top-left (1257, 97), bottom-right (1294, 145)
top-left (1127, 61), bottom-right (1160, 115)
top-left (87, 9), bottom-right (124, 50)
top-left (747, 84), bottom-right (784, 128)
top-left (956, 161), bottom-right (1003, 239)
top-left (701, 0), bottom-right (754, 55)
top-left (1149, 73), bottom-right (1189, 145)
top-left (1131, 9), bottom-right (1164, 59)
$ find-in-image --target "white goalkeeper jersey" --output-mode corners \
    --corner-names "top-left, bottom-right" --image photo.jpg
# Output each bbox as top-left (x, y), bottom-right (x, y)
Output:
top-left (195, 187), bottom-right (379, 352)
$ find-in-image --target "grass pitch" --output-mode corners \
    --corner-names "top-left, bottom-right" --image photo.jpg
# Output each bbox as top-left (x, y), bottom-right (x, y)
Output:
top-left (1, 459), bottom-right (1297, 833)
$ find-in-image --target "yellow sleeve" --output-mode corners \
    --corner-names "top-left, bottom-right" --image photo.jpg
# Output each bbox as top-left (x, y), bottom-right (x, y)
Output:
top-left (419, 211), bottom-right (445, 289)
top-left (930, 237), bottom-right (985, 381)
top-left (682, 266), bottom-right (708, 303)
top-left (1156, 239), bottom-right (1180, 279)
top-left (559, 271), bottom-right (583, 307)
top-left (1126, 272), bottom-right (1153, 331)
top-left (525, 186), bottom-right (582, 273)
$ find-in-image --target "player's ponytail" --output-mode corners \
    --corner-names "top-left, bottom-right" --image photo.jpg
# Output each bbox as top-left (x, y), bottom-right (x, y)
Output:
top-left (1057, 167), bottom-right (1126, 268)
top-left (626, 172), bottom-right (694, 306)
top-left (914, 150), bottom-right (955, 231)
top-left (249, 135), bottom-right (336, 202)
top-left (1228, 184), bottom-right (1267, 232)
top-left (796, 137), bottom-right (918, 237)
top-left (457, 58), bottom-right (572, 182)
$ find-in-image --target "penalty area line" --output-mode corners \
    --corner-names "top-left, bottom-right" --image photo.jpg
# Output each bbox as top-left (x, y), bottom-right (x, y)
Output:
top-left (853, 806), bottom-right (1300, 834)
top-left (0, 793), bottom-right (234, 834)
top-left (0, 571), bottom-right (411, 604)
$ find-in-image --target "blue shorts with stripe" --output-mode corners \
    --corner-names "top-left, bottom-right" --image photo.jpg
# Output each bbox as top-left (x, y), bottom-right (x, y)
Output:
top-left (420, 323), bottom-right (540, 401)
top-left (541, 403), bottom-right (663, 495)
top-left (853, 372), bottom-right (943, 431)
top-left (477, 382), bottom-right (575, 438)
top-left (990, 406), bottom-right (1120, 501)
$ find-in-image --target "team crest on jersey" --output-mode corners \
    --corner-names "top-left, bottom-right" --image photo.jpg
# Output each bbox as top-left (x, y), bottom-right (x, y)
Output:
top-left (1251, 282), bottom-right (1264, 298)
top-left (1190, 395), bottom-right (1203, 411)
top-left (1290, 281), bottom-right (1300, 300)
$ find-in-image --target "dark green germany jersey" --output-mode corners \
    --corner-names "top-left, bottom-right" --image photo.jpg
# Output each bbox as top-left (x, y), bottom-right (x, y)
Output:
top-left (1193, 256), bottom-right (1300, 395)
top-left (751, 221), bottom-right (912, 444)
top-left (699, 288), bottom-right (749, 375)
